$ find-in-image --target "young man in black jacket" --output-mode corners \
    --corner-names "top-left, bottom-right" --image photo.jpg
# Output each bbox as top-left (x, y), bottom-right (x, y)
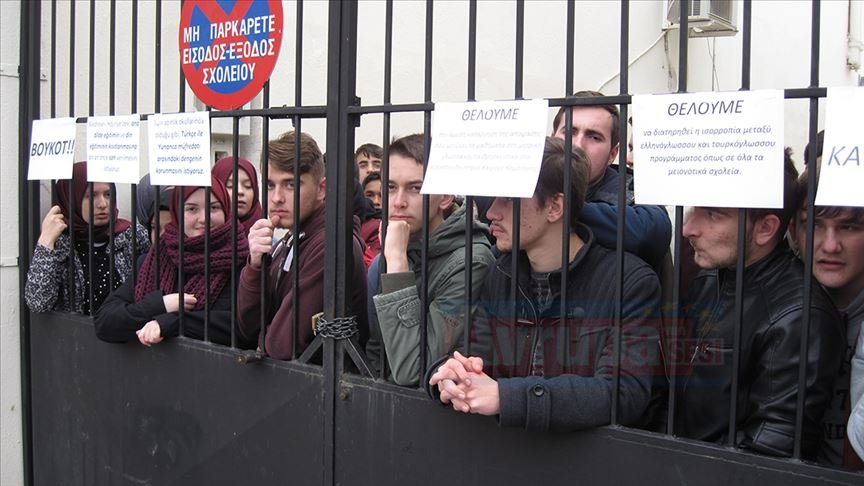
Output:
top-left (427, 137), bottom-right (662, 432)
top-left (675, 152), bottom-right (844, 459)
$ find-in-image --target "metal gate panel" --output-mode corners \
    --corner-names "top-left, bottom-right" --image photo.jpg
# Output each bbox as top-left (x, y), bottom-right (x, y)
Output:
top-left (30, 314), bottom-right (326, 486)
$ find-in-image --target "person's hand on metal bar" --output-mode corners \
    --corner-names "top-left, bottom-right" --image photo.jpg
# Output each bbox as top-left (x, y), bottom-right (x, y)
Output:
top-left (162, 293), bottom-right (197, 313)
top-left (37, 205), bottom-right (68, 250)
top-left (248, 215), bottom-right (280, 269)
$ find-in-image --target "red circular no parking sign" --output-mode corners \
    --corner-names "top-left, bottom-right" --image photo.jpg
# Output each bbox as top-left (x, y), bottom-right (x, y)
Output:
top-left (179, 0), bottom-right (283, 111)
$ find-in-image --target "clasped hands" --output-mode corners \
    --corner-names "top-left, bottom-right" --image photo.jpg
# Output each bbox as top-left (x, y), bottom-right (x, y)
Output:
top-left (429, 351), bottom-right (500, 416)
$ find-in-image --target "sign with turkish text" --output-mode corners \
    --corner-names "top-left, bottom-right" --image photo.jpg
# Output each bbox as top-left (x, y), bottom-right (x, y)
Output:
top-left (633, 90), bottom-right (785, 208)
top-left (86, 115), bottom-right (141, 184)
top-left (815, 87), bottom-right (863, 207)
top-left (422, 99), bottom-right (549, 198)
top-left (179, 0), bottom-right (283, 110)
top-left (147, 112), bottom-right (212, 187)
top-left (28, 118), bottom-right (77, 180)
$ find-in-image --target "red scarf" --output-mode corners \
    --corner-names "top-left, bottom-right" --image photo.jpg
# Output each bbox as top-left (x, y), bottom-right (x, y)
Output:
top-left (134, 179), bottom-right (248, 310)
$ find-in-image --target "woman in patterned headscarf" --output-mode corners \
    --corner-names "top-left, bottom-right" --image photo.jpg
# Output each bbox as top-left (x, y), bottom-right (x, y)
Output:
top-left (95, 177), bottom-right (254, 348)
top-left (25, 161), bottom-right (150, 315)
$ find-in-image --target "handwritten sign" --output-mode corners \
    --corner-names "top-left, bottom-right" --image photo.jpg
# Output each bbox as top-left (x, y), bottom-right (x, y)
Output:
top-left (815, 87), bottom-right (863, 207)
top-left (86, 115), bottom-right (141, 184)
top-left (421, 99), bottom-right (548, 197)
top-left (633, 90), bottom-right (785, 208)
top-left (147, 112), bottom-right (211, 187)
top-left (28, 118), bottom-right (77, 180)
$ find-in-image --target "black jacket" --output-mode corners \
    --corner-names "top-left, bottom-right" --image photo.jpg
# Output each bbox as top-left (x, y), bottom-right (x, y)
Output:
top-left (466, 224), bottom-right (663, 431)
top-left (674, 245), bottom-right (844, 459)
top-left (94, 270), bottom-right (255, 349)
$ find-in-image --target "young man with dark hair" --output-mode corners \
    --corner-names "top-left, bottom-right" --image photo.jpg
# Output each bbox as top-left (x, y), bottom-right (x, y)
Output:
top-left (676, 152), bottom-right (844, 458)
top-left (362, 171), bottom-right (382, 210)
top-left (355, 142), bottom-right (383, 183)
top-left (790, 169), bottom-right (864, 468)
top-left (428, 137), bottom-right (662, 432)
top-left (237, 131), bottom-right (368, 360)
top-left (367, 134), bottom-right (496, 386)
top-left (551, 90), bottom-right (671, 269)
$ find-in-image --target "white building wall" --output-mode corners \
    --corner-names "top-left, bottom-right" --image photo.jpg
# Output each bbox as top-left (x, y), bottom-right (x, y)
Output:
top-left (0, 1), bottom-right (861, 482)
top-left (0, 2), bottom-right (23, 485)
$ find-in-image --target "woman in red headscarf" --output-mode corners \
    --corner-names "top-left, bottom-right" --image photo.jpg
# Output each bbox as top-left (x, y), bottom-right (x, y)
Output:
top-left (211, 156), bottom-right (262, 235)
top-left (95, 177), bottom-right (254, 348)
top-left (25, 162), bottom-right (150, 315)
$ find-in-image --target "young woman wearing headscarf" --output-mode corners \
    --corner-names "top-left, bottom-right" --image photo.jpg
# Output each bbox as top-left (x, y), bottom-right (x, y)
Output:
top-left (211, 156), bottom-right (262, 236)
top-left (95, 177), bottom-right (254, 348)
top-left (25, 162), bottom-right (150, 314)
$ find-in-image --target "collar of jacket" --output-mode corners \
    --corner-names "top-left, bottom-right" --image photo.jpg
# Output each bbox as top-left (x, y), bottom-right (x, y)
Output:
top-left (403, 203), bottom-right (491, 267)
top-left (496, 222), bottom-right (597, 290)
top-left (586, 165), bottom-right (635, 206)
top-left (714, 240), bottom-right (793, 294)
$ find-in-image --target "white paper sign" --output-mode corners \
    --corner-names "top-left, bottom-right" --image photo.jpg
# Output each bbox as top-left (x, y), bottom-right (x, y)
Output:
top-left (28, 118), bottom-right (77, 180)
top-left (633, 90), bottom-right (785, 208)
top-left (147, 112), bottom-right (211, 186)
top-left (421, 99), bottom-right (548, 197)
top-left (815, 87), bottom-right (863, 207)
top-left (86, 115), bottom-right (141, 184)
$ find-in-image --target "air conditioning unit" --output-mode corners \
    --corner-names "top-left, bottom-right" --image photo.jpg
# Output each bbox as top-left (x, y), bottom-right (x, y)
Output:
top-left (663, 0), bottom-right (738, 38)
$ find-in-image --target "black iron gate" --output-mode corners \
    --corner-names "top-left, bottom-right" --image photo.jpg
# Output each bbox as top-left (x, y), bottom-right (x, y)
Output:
top-left (16, 1), bottom-right (863, 485)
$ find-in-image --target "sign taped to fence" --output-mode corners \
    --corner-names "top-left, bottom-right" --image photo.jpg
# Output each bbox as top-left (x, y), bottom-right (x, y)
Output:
top-left (632, 90), bottom-right (785, 208)
top-left (179, 0), bottom-right (283, 111)
top-left (28, 118), bottom-right (77, 181)
top-left (815, 87), bottom-right (863, 207)
top-left (147, 112), bottom-right (211, 187)
top-left (422, 99), bottom-right (548, 198)
top-left (86, 115), bottom-right (141, 184)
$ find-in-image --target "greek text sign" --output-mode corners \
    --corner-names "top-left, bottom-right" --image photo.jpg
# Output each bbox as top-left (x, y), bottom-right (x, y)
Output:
top-left (86, 115), bottom-right (141, 184)
top-left (180, 0), bottom-right (283, 110)
top-left (147, 112), bottom-right (211, 187)
top-left (28, 118), bottom-right (77, 181)
top-left (815, 87), bottom-right (863, 207)
top-left (422, 99), bottom-right (548, 197)
top-left (632, 90), bottom-right (785, 208)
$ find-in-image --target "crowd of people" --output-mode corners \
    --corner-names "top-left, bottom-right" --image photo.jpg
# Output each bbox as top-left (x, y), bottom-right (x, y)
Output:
top-left (24, 91), bottom-right (863, 470)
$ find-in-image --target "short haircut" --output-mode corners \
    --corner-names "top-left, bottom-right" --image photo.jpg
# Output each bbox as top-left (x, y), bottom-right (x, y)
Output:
top-left (534, 137), bottom-right (591, 229)
top-left (552, 90), bottom-right (620, 147)
top-left (355, 143), bottom-right (383, 162)
top-left (389, 134), bottom-right (426, 166)
top-left (747, 147), bottom-right (799, 242)
top-left (362, 171), bottom-right (381, 188)
top-left (268, 131), bottom-right (325, 181)
top-left (795, 167), bottom-right (864, 224)
top-left (803, 130), bottom-right (824, 165)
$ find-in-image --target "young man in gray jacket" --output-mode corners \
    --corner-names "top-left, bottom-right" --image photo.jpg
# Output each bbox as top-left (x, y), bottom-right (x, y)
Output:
top-left (367, 134), bottom-right (496, 386)
top-left (428, 137), bottom-right (662, 431)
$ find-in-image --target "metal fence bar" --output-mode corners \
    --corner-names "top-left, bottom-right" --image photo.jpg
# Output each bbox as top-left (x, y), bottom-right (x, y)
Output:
top-left (291, 0), bottom-right (304, 361)
top-left (508, 0), bottom-right (525, 373)
top-left (559, 0), bottom-right (575, 375)
top-left (130, 0), bottom-right (140, 285)
top-left (463, 0), bottom-right (477, 356)
top-left (178, 184), bottom-right (186, 336)
top-left (108, 0), bottom-right (118, 293)
top-left (794, 0), bottom-right (822, 461)
top-left (611, 0), bottom-right (631, 427)
top-left (377, 0), bottom-right (394, 380)
top-left (727, 0), bottom-right (754, 449)
top-left (229, 118), bottom-right (241, 348)
top-left (258, 81), bottom-right (270, 354)
top-left (418, 0), bottom-right (435, 386)
top-left (66, 0), bottom-right (77, 311)
top-left (87, 0), bottom-right (96, 315)
top-left (19, 2), bottom-right (41, 484)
